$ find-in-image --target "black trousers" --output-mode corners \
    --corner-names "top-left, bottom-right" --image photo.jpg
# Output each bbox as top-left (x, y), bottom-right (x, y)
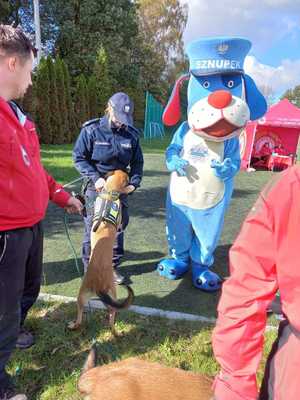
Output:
top-left (0, 222), bottom-right (43, 389)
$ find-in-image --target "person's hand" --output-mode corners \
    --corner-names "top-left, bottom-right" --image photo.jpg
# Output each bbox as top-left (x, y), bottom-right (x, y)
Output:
top-left (65, 196), bottom-right (83, 214)
top-left (95, 177), bottom-right (106, 192)
top-left (119, 184), bottom-right (135, 194)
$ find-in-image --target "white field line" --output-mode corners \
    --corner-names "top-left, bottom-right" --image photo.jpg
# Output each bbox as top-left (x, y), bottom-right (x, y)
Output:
top-left (39, 292), bottom-right (215, 323)
top-left (38, 292), bottom-right (278, 331)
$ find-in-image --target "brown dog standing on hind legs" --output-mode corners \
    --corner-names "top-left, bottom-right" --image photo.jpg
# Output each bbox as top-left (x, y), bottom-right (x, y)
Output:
top-left (68, 170), bottom-right (134, 335)
top-left (78, 344), bottom-right (214, 400)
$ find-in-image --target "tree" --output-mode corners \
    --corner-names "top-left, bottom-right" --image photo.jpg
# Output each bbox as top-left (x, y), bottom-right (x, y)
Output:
top-left (282, 84), bottom-right (300, 108)
top-left (93, 46), bottom-right (112, 114)
top-left (20, 80), bottom-right (36, 120)
top-left (0, 1), bottom-right (35, 31)
top-left (74, 74), bottom-right (89, 129)
top-left (0, 1), bottom-right (11, 23)
top-left (41, 0), bottom-right (140, 84)
top-left (35, 57), bottom-right (52, 143)
top-left (136, 0), bottom-right (188, 98)
top-left (55, 57), bottom-right (69, 142)
top-left (47, 56), bottom-right (65, 143)
top-left (61, 59), bottom-right (77, 142)
top-left (87, 74), bottom-right (99, 120)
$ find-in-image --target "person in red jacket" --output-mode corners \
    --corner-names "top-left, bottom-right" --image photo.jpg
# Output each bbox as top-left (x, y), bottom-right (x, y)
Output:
top-left (212, 165), bottom-right (300, 399)
top-left (0, 25), bottom-right (82, 400)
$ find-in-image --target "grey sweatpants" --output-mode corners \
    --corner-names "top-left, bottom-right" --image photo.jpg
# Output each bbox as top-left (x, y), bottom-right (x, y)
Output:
top-left (259, 319), bottom-right (300, 399)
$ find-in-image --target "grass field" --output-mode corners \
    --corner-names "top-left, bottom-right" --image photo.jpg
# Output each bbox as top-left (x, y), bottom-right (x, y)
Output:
top-left (41, 139), bottom-right (273, 317)
top-left (7, 138), bottom-right (279, 399)
top-left (9, 301), bottom-right (277, 400)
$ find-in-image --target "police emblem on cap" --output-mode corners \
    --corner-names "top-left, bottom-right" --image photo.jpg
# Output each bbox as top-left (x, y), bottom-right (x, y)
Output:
top-left (217, 43), bottom-right (229, 55)
top-left (124, 105), bottom-right (130, 113)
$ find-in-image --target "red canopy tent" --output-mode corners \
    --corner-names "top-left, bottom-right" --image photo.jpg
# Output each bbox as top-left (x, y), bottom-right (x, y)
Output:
top-left (240, 99), bottom-right (300, 171)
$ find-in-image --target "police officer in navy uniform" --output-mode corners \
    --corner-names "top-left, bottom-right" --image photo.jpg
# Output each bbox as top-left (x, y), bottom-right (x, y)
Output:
top-left (73, 92), bottom-right (144, 283)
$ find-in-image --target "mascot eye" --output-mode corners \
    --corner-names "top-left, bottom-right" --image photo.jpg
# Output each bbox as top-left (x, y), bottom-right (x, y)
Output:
top-left (203, 81), bottom-right (210, 89)
top-left (227, 80), bottom-right (234, 88)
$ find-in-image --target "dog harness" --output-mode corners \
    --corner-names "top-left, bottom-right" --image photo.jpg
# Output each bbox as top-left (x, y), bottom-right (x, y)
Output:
top-left (92, 191), bottom-right (121, 232)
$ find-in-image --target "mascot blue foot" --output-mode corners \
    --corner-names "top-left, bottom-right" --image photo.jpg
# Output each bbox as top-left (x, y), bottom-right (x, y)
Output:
top-left (192, 262), bottom-right (222, 292)
top-left (157, 259), bottom-right (189, 280)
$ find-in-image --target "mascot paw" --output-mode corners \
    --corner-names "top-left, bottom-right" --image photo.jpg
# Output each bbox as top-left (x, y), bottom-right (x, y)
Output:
top-left (211, 158), bottom-right (233, 180)
top-left (157, 259), bottom-right (189, 280)
top-left (167, 156), bottom-right (189, 176)
top-left (192, 264), bottom-right (222, 292)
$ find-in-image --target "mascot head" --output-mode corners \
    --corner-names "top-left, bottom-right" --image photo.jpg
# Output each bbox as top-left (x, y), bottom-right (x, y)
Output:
top-left (163, 36), bottom-right (267, 142)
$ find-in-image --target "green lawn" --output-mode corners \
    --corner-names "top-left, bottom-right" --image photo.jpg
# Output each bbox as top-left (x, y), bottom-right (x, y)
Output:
top-left (41, 143), bottom-right (273, 317)
top-left (9, 301), bottom-right (277, 400)
top-left (6, 141), bottom-right (280, 399)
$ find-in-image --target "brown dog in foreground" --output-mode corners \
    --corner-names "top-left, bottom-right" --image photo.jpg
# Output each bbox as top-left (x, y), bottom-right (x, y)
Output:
top-left (78, 345), bottom-right (214, 400)
top-left (68, 170), bottom-right (134, 335)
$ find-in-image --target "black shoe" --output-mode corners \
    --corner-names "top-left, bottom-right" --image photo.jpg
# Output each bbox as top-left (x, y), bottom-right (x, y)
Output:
top-left (0, 385), bottom-right (27, 400)
top-left (15, 328), bottom-right (34, 350)
top-left (113, 269), bottom-right (125, 285)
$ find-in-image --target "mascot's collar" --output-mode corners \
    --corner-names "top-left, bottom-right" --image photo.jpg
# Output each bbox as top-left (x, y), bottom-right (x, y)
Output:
top-left (190, 126), bottom-right (243, 142)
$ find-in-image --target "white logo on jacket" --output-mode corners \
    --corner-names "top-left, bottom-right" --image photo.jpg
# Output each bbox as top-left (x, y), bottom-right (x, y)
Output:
top-left (20, 145), bottom-right (31, 167)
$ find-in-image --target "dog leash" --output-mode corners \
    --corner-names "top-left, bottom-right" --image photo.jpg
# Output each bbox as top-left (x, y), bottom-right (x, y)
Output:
top-left (61, 176), bottom-right (94, 277)
top-left (63, 211), bottom-right (95, 323)
top-left (63, 212), bottom-right (82, 278)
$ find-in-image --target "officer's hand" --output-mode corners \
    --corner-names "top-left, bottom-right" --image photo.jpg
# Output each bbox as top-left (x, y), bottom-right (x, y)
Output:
top-left (119, 184), bottom-right (135, 194)
top-left (95, 177), bottom-right (106, 192)
top-left (65, 196), bottom-right (83, 214)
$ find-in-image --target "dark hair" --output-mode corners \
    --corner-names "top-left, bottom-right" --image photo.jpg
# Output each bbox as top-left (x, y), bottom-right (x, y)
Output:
top-left (0, 24), bottom-right (37, 61)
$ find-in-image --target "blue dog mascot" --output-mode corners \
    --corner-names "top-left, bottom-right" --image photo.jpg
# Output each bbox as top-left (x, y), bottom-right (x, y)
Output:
top-left (157, 37), bottom-right (267, 291)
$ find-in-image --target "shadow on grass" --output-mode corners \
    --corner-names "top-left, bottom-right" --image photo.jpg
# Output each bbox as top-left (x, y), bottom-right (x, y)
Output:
top-left (128, 186), bottom-right (167, 219)
top-left (119, 244), bottom-right (230, 317)
top-left (232, 188), bottom-right (260, 198)
top-left (42, 258), bottom-right (84, 285)
top-left (13, 300), bottom-right (214, 399)
top-left (42, 250), bottom-right (164, 286)
top-left (43, 203), bottom-right (84, 238)
top-left (142, 170), bottom-right (169, 177)
top-left (124, 244), bottom-right (230, 281)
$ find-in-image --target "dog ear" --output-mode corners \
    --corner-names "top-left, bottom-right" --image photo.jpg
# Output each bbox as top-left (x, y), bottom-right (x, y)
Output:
top-left (243, 74), bottom-right (267, 121)
top-left (105, 171), bottom-right (114, 178)
top-left (81, 344), bottom-right (97, 375)
top-left (162, 74), bottom-right (190, 126)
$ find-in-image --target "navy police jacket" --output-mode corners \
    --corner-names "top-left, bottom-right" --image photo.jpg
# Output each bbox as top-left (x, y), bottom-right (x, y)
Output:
top-left (73, 116), bottom-right (144, 190)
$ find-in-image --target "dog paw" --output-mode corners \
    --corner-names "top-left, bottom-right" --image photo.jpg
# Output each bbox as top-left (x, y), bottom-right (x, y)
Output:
top-left (112, 329), bottom-right (123, 338)
top-left (67, 321), bottom-right (80, 330)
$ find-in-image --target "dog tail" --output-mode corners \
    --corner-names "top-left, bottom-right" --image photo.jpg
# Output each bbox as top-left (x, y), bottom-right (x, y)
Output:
top-left (81, 343), bottom-right (97, 375)
top-left (97, 285), bottom-right (134, 309)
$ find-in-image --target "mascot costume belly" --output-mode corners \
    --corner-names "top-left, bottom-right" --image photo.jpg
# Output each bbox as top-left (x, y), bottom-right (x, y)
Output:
top-left (157, 37), bottom-right (267, 291)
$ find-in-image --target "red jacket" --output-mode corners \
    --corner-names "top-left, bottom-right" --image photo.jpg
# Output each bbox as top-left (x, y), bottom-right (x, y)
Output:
top-left (212, 166), bottom-right (300, 399)
top-left (0, 98), bottom-right (70, 231)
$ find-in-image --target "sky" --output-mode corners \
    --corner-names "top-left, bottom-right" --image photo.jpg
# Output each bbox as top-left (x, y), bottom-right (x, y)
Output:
top-left (181, 0), bottom-right (300, 97)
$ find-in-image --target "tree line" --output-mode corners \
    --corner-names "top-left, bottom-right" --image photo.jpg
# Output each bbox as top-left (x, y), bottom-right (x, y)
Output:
top-left (1, 0), bottom-right (188, 143)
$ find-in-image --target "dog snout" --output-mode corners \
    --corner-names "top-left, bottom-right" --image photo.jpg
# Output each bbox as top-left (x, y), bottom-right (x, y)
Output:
top-left (208, 90), bottom-right (232, 109)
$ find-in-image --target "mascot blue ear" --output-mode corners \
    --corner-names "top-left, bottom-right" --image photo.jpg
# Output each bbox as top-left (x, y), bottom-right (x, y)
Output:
top-left (244, 74), bottom-right (267, 120)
